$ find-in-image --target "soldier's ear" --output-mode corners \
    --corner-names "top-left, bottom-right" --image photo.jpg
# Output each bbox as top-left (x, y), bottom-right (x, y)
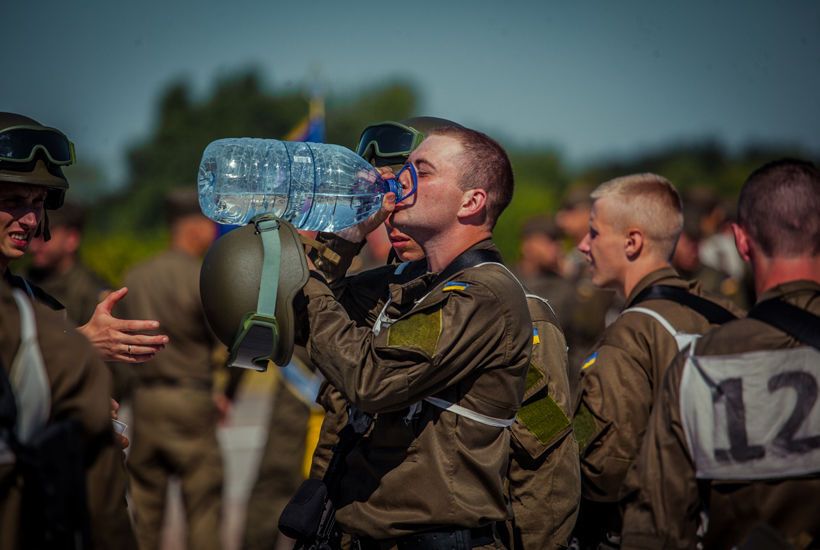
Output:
top-left (457, 188), bottom-right (488, 221)
top-left (625, 228), bottom-right (644, 259)
top-left (732, 223), bottom-right (752, 263)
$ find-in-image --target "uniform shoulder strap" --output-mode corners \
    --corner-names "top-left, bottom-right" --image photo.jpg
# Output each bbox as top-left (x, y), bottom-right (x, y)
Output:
top-left (748, 296), bottom-right (820, 350)
top-left (631, 284), bottom-right (737, 325)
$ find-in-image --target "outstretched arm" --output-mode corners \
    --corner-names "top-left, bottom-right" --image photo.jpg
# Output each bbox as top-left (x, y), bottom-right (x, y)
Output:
top-left (78, 287), bottom-right (169, 363)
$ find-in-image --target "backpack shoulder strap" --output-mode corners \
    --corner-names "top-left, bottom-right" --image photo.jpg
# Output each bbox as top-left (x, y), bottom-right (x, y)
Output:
top-left (631, 284), bottom-right (737, 325)
top-left (748, 296), bottom-right (820, 350)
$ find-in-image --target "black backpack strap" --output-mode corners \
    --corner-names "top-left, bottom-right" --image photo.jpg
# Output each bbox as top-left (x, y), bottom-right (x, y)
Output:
top-left (431, 247), bottom-right (503, 289)
top-left (631, 284), bottom-right (738, 325)
top-left (748, 297), bottom-right (820, 350)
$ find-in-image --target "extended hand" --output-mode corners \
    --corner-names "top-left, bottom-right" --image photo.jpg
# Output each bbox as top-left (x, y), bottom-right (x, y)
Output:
top-left (78, 287), bottom-right (169, 363)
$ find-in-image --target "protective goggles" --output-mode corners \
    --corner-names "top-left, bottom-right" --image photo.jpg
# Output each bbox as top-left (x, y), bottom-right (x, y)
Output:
top-left (356, 122), bottom-right (425, 162)
top-left (383, 162), bottom-right (418, 203)
top-left (0, 125), bottom-right (76, 166)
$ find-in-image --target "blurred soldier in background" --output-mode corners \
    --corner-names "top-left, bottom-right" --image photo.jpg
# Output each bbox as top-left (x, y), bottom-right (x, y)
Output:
top-left (122, 189), bottom-right (224, 550)
top-left (622, 159), bottom-right (820, 548)
top-left (571, 174), bottom-right (742, 549)
top-left (673, 203), bottom-right (751, 310)
top-left (554, 187), bottom-right (618, 399)
top-left (26, 201), bottom-right (109, 325)
top-left (516, 215), bottom-right (573, 323)
top-left (241, 344), bottom-right (323, 550)
top-left (24, 202), bottom-right (138, 400)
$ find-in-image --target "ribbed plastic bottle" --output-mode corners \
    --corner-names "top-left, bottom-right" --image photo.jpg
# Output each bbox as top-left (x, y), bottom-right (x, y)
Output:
top-left (198, 138), bottom-right (391, 231)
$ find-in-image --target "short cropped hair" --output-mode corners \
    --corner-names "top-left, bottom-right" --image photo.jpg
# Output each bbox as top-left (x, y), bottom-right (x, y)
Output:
top-left (591, 173), bottom-right (683, 260)
top-left (429, 126), bottom-right (514, 228)
top-left (738, 158), bottom-right (820, 257)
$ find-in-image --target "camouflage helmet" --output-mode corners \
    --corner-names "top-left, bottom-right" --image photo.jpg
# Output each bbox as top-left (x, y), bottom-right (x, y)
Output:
top-left (200, 216), bottom-right (309, 370)
top-left (0, 112), bottom-right (72, 210)
top-left (356, 116), bottom-right (463, 167)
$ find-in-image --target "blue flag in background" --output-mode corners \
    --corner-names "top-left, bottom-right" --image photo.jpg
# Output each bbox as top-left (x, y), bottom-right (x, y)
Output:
top-left (284, 95), bottom-right (326, 143)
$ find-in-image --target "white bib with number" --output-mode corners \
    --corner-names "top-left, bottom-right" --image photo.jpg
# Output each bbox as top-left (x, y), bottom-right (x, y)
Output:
top-left (680, 346), bottom-right (820, 480)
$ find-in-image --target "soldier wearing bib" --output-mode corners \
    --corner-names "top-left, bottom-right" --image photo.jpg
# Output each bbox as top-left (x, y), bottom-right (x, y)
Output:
top-left (621, 159), bottom-right (820, 549)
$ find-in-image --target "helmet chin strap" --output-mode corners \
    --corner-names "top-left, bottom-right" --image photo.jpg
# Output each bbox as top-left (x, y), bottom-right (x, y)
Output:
top-left (227, 214), bottom-right (282, 371)
top-left (34, 210), bottom-right (51, 241)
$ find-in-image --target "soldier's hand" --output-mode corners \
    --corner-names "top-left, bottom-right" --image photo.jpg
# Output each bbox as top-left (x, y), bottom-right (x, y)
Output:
top-left (213, 393), bottom-right (232, 425)
top-left (78, 287), bottom-right (169, 363)
top-left (335, 169), bottom-right (397, 243)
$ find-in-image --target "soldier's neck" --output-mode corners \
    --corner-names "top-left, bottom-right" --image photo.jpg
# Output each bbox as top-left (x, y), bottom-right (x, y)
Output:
top-left (753, 255), bottom-right (820, 298)
top-left (621, 258), bottom-right (672, 299)
top-left (424, 228), bottom-right (492, 273)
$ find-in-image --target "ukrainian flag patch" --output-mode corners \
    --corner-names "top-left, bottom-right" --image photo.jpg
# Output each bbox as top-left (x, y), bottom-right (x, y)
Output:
top-left (532, 327), bottom-right (541, 345)
top-left (582, 352), bottom-right (598, 370)
top-left (442, 281), bottom-right (470, 292)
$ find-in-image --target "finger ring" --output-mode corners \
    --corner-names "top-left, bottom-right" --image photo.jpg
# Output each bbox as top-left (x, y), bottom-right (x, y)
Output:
top-left (127, 345), bottom-right (132, 355)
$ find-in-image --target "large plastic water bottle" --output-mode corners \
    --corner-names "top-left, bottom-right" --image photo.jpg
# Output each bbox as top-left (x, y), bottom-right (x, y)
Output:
top-left (198, 138), bottom-right (395, 231)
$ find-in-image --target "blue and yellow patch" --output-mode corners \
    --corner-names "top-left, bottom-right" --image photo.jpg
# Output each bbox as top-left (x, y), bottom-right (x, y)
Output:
top-left (582, 352), bottom-right (598, 370)
top-left (532, 327), bottom-right (541, 345)
top-left (442, 281), bottom-right (470, 292)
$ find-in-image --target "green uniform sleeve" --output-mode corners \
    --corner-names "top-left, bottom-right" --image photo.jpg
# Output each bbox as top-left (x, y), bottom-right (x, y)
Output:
top-left (303, 272), bottom-right (525, 415)
top-left (574, 339), bottom-right (654, 502)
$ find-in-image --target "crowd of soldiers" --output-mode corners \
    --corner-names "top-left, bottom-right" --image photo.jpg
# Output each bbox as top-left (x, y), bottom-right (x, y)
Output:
top-left (0, 110), bottom-right (817, 550)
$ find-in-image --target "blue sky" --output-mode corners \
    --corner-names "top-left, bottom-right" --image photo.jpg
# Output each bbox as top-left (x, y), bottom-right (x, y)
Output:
top-left (3, 0), bottom-right (818, 187)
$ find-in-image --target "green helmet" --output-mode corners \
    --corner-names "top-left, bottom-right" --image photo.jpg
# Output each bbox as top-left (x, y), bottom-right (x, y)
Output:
top-left (200, 216), bottom-right (309, 370)
top-left (356, 116), bottom-right (463, 167)
top-left (0, 112), bottom-right (73, 210)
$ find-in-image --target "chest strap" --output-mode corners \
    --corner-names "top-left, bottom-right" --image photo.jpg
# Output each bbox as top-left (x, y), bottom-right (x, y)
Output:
top-left (423, 396), bottom-right (515, 428)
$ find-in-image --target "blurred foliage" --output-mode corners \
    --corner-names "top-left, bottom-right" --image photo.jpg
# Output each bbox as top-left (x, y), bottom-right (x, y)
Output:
top-left (82, 231), bottom-right (168, 287)
top-left (79, 68), bottom-right (818, 279)
top-left (494, 148), bottom-right (569, 262)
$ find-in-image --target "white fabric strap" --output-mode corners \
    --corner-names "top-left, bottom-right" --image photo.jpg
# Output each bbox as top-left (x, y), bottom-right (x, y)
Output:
top-left (423, 396), bottom-right (515, 428)
top-left (621, 306), bottom-right (700, 352)
top-left (474, 261), bottom-right (560, 320)
top-left (9, 289), bottom-right (51, 445)
top-left (622, 306), bottom-right (677, 335)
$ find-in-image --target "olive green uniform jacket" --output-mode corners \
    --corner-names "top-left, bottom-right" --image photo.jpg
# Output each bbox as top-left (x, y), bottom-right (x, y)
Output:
top-left (2, 271), bottom-right (137, 550)
top-left (573, 267), bottom-right (743, 538)
top-left (0, 281), bottom-right (125, 550)
top-left (504, 291), bottom-right (580, 549)
top-left (309, 237), bottom-right (579, 547)
top-left (122, 249), bottom-right (223, 550)
top-left (301, 238), bottom-right (532, 539)
top-left (621, 281), bottom-right (820, 549)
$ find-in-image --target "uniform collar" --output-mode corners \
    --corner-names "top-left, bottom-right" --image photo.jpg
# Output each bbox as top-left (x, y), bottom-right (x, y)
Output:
top-left (387, 238), bottom-right (499, 307)
top-left (757, 280), bottom-right (820, 304)
top-left (624, 266), bottom-right (686, 308)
